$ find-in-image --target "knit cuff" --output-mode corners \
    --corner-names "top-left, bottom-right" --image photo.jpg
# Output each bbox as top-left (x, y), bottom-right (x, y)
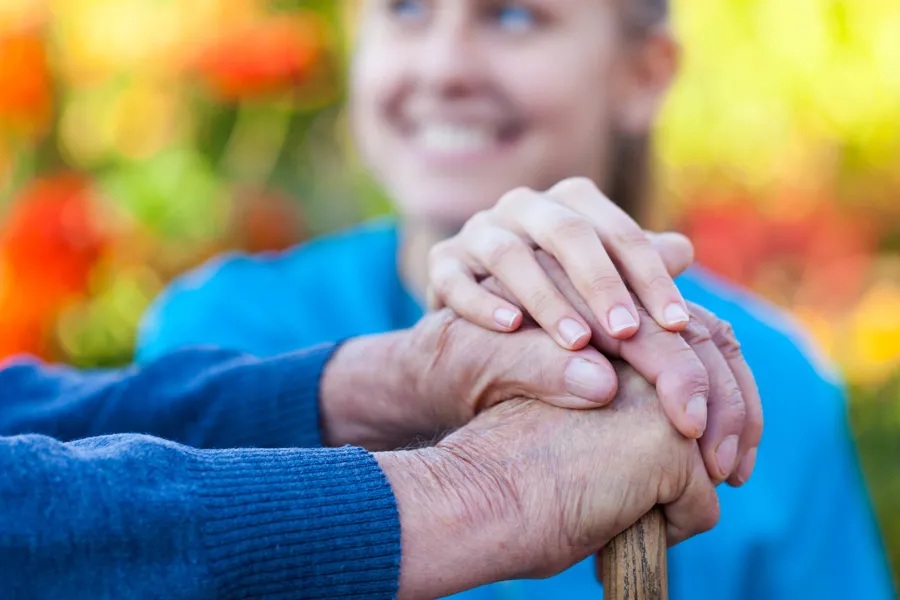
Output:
top-left (191, 445), bottom-right (401, 600)
top-left (222, 343), bottom-right (340, 450)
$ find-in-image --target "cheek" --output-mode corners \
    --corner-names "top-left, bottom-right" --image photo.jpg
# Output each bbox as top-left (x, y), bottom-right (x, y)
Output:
top-left (349, 43), bottom-right (399, 152)
top-left (507, 57), bottom-right (617, 178)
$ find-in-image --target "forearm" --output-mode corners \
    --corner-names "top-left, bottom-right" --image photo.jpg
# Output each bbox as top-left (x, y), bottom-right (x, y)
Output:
top-left (0, 345), bottom-right (336, 449)
top-left (0, 433), bottom-right (401, 599)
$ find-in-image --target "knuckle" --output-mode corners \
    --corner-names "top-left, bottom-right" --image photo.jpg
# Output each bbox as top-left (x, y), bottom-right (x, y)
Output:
top-left (684, 367), bottom-right (711, 397)
top-left (655, 345), bottom-right (710, 397)
top-left (497, 186), bottom-right (534, 212)
top-left (712, 319), bottom-right (743, 359)
top-left (461, 210), bottom-right (493, 235)
top-left (429, 238), bottom-right (453, 258)
top-left (480, 236), bottom-right (525, 270)
top-left (610, 222), bottom-right (653, 249)
top-left (667, 349), bottom-right (711, 395)
top-left (526, 288), bottom-right (560, 317)
top-left (643, 273), bottom-right (676, 295)
top-left (699, 497), bottom-right (721, 533)
top-left (549, 214), bottom-right (593, 241)
top-left (427, 241), bottom-right (455, 270)
top-left (551, 176), bottom-right (598, 200)
top-left (585, 272), bottom-right (626, 297)
top-left (431, 269), bottom-right (457, 296)
top-left (680, 319), bottom-right (713, 347)
top-left (722, 387), bottom-right (747, 424)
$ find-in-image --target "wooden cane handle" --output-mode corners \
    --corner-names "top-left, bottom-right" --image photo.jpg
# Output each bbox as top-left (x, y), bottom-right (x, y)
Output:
top-left (601, 507), bottom-right (668, 600)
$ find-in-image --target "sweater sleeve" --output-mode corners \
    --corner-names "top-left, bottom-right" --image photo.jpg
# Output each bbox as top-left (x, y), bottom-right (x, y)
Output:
top-left (0, 344), bottom-right (338, 450)
top-left (0, 434), bottom-right (401, 600)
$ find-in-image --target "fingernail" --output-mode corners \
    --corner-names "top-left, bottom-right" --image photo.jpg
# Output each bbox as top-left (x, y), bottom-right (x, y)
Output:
top-left (608, 305), bottom-right (638, 334)
top-left (664, 303), bottom-right (690, 326)
top-left (565, 359), bottom-right (612, 403)
top-left (716, 436), bottom-right (740, 477)
top-left (558, 318), bottom-right (590, 347)
top-left (685, 394), bottom-right (707, 437)
top-left (494, 308), bottom-right (519, 330)
top-left (736, 447), bottom-right (758, 485)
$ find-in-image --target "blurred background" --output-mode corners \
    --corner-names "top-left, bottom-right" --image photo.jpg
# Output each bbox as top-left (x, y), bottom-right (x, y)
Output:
top-left (0, 0), bottom-right (897, 582)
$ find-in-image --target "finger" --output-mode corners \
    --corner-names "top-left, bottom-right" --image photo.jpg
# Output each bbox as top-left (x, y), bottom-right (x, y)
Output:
top-left (663, 451), bottom-right (720, 546)
top-left (430, 256), bottom-right (523, 332)
top-left (648, 231), bottom-right (695, 278)
top-left (621, 317), bottom-right (711, 440)
top-left (492, 325), bottom-right (618, 408)
top-left (528, 250), bottom-right (711, 438)
top-left (679, 317), bottom-right (747, 483)
top-left (547, 178), bottom-right (690, 332)
top-left (690, 304), bottom-right (763, 487)
top-left (492, 187), bottom-right (640, 339)
top-left (462, 224), bottom-right (592, 350)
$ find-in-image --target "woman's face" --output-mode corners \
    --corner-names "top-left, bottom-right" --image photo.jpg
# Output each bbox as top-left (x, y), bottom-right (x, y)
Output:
top-left (350, 0), bottom-right (667, 228)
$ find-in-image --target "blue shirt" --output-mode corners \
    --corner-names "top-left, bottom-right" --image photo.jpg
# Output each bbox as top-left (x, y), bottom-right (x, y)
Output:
top-left (138, 219), bottom-right (897, 600)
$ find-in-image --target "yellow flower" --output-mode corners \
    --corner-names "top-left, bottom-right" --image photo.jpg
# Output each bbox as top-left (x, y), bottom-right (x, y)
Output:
top-left (59, 81), bottom-right (184, 165)
top-left (847, 282), bottom-right (900, 384)
top-left (48, 0), bottom-right (266, 83)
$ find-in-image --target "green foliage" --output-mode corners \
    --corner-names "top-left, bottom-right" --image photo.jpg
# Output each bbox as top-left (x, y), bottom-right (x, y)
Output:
top-left (850, 372), bottom-right (900, 587)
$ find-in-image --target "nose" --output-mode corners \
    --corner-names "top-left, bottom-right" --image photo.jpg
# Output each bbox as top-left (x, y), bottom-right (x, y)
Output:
top-left (414, 18), bottom-right (486, 97)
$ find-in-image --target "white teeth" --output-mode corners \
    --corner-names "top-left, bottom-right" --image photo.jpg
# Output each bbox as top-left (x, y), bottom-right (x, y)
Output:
top-left (417, 124), bottom-right (494, 154)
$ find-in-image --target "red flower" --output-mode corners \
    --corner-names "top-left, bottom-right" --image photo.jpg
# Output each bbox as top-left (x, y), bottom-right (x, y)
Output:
top-left (679, 193), bottom-right (878, 312)
top-left (194, 14), bottom-right (325, 101)
top-left (679, 198), bottom-right (770, 286)
top-left (0, 174), bottom-right (114, 359)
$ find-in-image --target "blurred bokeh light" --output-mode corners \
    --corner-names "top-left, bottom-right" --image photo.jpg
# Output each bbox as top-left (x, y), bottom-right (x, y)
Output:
top-left (0, 0), bottom-right (897, 582)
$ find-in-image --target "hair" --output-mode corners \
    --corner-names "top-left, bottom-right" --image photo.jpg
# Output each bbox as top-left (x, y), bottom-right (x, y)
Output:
top-left (609, 0), bottom-right (670, 224)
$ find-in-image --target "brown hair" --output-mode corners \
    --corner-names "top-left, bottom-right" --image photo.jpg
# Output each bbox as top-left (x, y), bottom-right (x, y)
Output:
top-left (608, 0), bottom-right (670, 225)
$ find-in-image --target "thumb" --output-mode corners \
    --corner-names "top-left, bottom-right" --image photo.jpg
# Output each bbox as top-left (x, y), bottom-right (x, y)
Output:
top-left (492, 326), bottom-right (618, 410)
top-left (648, 231), bottom-right (695, 277)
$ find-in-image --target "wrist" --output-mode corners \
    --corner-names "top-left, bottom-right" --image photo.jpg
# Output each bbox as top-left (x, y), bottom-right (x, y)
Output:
top-left (319, 330), bottom-right (435, 450)
top-left (376, 445), bottom-right (524, 599)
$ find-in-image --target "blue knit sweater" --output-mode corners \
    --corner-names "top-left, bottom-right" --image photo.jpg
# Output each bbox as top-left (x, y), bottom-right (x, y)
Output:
top-left (0, 346), bottom-right (402, 599)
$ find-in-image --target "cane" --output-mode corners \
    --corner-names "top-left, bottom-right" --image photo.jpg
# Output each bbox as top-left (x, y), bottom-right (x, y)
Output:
top-left (601, 507), bottom-right (668, 600)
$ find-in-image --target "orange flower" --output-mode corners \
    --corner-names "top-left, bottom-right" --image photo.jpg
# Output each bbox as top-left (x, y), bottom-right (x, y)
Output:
top-left (194, 14), bottom-right (325, 101)
top-left (0, 29), bottom-right (52, 138)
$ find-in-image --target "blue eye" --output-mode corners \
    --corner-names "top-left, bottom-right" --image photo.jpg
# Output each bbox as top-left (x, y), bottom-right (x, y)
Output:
top-left (493, 4), bottom-right (537, 31)
top-left (389, 0), bottom-right (427, 20)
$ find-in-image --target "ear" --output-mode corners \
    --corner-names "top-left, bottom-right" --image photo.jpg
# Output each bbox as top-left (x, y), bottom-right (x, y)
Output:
top-left (615, 26), bottom-right (681, 134)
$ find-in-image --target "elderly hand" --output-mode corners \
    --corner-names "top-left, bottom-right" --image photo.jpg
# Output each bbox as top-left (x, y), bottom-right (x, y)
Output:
top-left (376, 363), bottom-right (719, 599)
top-left (319, 307), bottom-right (622, 450)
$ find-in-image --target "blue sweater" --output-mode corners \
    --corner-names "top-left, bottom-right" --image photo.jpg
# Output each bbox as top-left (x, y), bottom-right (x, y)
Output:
top-left (0, 347), bottom-right (401, 599)
top-left (138, 219), bottom-right (896, 600)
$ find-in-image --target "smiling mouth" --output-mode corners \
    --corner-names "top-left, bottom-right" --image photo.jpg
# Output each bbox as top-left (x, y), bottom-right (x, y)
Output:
top-left (406, 121), bottom-right (524, 157)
